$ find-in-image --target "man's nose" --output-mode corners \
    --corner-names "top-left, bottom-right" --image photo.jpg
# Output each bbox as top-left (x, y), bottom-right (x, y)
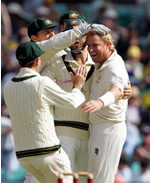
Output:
top-left (49, 32), bottom-right (55, 38)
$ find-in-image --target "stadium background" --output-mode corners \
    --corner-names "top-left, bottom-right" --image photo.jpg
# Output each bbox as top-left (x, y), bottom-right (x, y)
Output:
top-left (1, 0), bottom-right (150, 182)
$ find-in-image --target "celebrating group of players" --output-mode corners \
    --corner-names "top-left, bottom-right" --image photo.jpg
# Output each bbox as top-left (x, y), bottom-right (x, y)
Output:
top-left (4, 10), bottom-right (132, 183)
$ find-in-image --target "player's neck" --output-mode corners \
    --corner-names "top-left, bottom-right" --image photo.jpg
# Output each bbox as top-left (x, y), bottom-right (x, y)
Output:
top-left (75, 49), bottom-right (88, 65)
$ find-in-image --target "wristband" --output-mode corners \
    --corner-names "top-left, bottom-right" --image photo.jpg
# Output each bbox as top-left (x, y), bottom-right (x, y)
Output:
top-left (99, 91), bottom-right (115, 107)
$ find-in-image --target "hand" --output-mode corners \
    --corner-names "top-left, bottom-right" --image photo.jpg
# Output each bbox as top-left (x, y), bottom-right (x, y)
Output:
top-left (74, 23), bottom-right (111, 37)
top-left (81, 99), bottom-right (104, 113)
top-left (122, 81), bottom-right (132, 99)
top-left (85, 24), bottom-right (111, 36)
top-left (70, 65), bottom-right (87, 90)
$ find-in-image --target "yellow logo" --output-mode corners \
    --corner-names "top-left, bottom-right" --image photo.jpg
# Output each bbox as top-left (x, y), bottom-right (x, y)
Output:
top-left (70, 20), bottom-right (78, 25)
top-left (45, 20), bottom-right (53, 25)
top-left (69, 13), bottom-right (79, 19)
top-left (18, 54), bottom-right (26, 59)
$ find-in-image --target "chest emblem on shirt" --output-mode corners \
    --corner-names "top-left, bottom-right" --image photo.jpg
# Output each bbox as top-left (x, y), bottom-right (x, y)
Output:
top-left (96, 76), bottom-right (101, 84)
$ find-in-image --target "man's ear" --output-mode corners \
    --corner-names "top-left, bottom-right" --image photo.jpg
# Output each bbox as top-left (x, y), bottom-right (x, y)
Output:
top-left (34, 57), bottom-right (40, 66)
top-left (31, 35), bottom-right (38, 42)
top-left (106, 42), bottom-right (111, 47)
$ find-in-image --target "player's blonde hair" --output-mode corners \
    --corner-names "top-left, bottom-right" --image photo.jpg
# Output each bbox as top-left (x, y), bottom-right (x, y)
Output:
top-left (86, 32), bottom-right (115, 51)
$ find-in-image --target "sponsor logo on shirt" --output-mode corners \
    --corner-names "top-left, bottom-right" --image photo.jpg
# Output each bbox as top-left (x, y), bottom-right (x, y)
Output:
top-left (117, 77), bottom-right (123, 84)
top-left (58, 79), bottom-right (72, 85)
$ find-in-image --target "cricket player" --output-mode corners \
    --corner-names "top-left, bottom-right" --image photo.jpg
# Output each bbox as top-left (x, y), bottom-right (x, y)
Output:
top-left (4, 42), bottom-right (87, 183)
top-left (81, 30), bottom-right (130, 183)
top-left (59, 10), bottom-right (87, 31)
top-left (41, 19), bottom-right (95, 175)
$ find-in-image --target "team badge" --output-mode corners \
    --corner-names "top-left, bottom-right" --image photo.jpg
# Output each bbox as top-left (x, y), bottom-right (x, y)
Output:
top-left (18, 54), bottom-right (26, 59)
top-left (96, 75), bottom-right (101, 84)
top-left (69, 13), bottom-right (79, 19)
top-left (45, 20), bottom-right (53, 25)
top-left (70, 20), bottom-right (78, 25)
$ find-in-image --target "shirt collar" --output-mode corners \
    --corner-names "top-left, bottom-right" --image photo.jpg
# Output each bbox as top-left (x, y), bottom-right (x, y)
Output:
top-left (15, 67), bottom-right (40, 78)
top-left (65, 52), bottom-right (95, 66)
top-left (96, 49), bottom-right (117, 71)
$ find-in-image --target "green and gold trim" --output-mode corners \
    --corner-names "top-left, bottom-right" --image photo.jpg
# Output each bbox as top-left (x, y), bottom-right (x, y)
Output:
top-left (12, 75), bottom-right (37, 82)
top-left (54, 120), bottom-right (89, 131)
top-left (16, 144), bottom-right (61, 159)
top-left (62, 55), bottom-right (94, 82)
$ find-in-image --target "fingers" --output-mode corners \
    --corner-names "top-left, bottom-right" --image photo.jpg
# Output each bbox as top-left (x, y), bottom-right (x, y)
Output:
top-left (77, 65), bottom-right (87, 78)
top-left (128, 81), bottom-right (131, 86)
top-left (81, 101), bottom-right (96, 113)
top-left (88, 24), bottom-right (111, 36)
top-left (81, 102), bottom-right (93, 113)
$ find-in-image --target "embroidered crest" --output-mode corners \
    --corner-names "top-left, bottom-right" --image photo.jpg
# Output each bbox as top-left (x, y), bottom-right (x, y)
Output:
top-left (70, 20), bottom-right (78, 25)
top-left (18, 54), bottom-right (26, 59)
top-left (69, 13), bottom-right (79, 19)
top-left (45, 20), bottom-right (53, 25)
top-left (96, 75), bottom-right (101, 84)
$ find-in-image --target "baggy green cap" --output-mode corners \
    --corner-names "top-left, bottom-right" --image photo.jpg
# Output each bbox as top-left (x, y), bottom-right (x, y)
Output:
top-left (64, 18), bottom-right (88, 31)
top-left (59, 10), bottom-right (86, 25)
top-left (16, 42), bottom-right (45, 63)
top-left (28, 18), bottom-right (58, 38)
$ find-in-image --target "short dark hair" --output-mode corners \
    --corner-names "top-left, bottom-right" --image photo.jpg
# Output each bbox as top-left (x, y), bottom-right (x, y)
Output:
top-left (19, 60), bottom-right (35, 68)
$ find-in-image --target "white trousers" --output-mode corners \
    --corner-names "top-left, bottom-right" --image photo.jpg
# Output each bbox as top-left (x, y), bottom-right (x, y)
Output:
top-left (58, 136), bottom-right (88, 172)
top-left (22, 148), bottom-right (72, 183)
top-left (88, 122), bottom-right (127, 183)
top-left (58, 136), bottom-right (89, 183)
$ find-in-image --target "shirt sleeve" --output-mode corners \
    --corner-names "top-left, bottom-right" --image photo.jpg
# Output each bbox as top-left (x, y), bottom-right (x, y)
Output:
top-left (40, 62), bottom-right (54, 79)
top-left (107, 62), bottom-right (129, 93)
top-left (41, 77), bottom-right (85, 109)
top-left (37, 29), bottom-right (80, 57)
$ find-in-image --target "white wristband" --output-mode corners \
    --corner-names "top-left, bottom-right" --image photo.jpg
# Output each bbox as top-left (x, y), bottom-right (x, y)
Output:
top-left (99, 91), bottom-right (115, 107)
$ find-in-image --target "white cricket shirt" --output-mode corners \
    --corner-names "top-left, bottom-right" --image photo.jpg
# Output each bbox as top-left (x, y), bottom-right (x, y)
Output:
top-left (41, 52), bottom-right (95, 140)
top-left (89, 50), bottom-right (129, 124)
top-left (4, 68), bottom-right (85, 154)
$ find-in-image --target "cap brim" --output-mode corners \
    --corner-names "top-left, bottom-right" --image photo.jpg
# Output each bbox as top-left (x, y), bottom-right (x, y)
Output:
top-left (38, 50), bottom-right (45, 57)
top-left (41, 25), bottom-right (58, 31)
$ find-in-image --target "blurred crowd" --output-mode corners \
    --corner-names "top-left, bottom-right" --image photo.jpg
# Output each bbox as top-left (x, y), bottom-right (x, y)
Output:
top-left (1, 0), bottom-right (150, 182)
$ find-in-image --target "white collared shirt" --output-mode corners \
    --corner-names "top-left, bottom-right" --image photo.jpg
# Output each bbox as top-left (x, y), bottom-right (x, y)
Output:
top-left (41, 52), bottom-right (95, 140)
top-left (4, 68), bottom-right (85, 151)
top-left (89, 50), bottom-right (129, 124)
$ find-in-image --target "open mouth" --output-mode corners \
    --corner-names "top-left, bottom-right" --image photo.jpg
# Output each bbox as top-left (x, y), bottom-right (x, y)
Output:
top-left (91, 53), bottom-right (97, 59)
top-left (74, 42), bottom-right (80, 45)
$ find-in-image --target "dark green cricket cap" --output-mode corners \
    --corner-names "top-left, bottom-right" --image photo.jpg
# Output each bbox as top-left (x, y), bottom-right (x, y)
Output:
top-left (16, 42), bottom-right (45, 63)
top-left (28, 18), bottom-right (58, 38)
top-left (59, 10), bottom-right (87, 25)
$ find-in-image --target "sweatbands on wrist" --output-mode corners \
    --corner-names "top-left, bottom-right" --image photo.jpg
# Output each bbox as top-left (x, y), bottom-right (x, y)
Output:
top-left (99, 91), bottom-right (115, 107)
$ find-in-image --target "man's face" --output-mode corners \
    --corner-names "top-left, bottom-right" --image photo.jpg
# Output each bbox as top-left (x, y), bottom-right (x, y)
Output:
top-left (61, 21), bottom-right (68, 31)
top-left (71, 37), bottom-right (86, 52)
top-left (36, 28), bottom-right (55, 41)
top-left (87, 34), bottom-right (109, 64)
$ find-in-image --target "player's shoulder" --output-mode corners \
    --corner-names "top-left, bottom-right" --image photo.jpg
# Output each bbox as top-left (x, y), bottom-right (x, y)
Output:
top-left (52, 50), bottom-right (67, 60)
top-left (109, 52), bottom-right (125, 67)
